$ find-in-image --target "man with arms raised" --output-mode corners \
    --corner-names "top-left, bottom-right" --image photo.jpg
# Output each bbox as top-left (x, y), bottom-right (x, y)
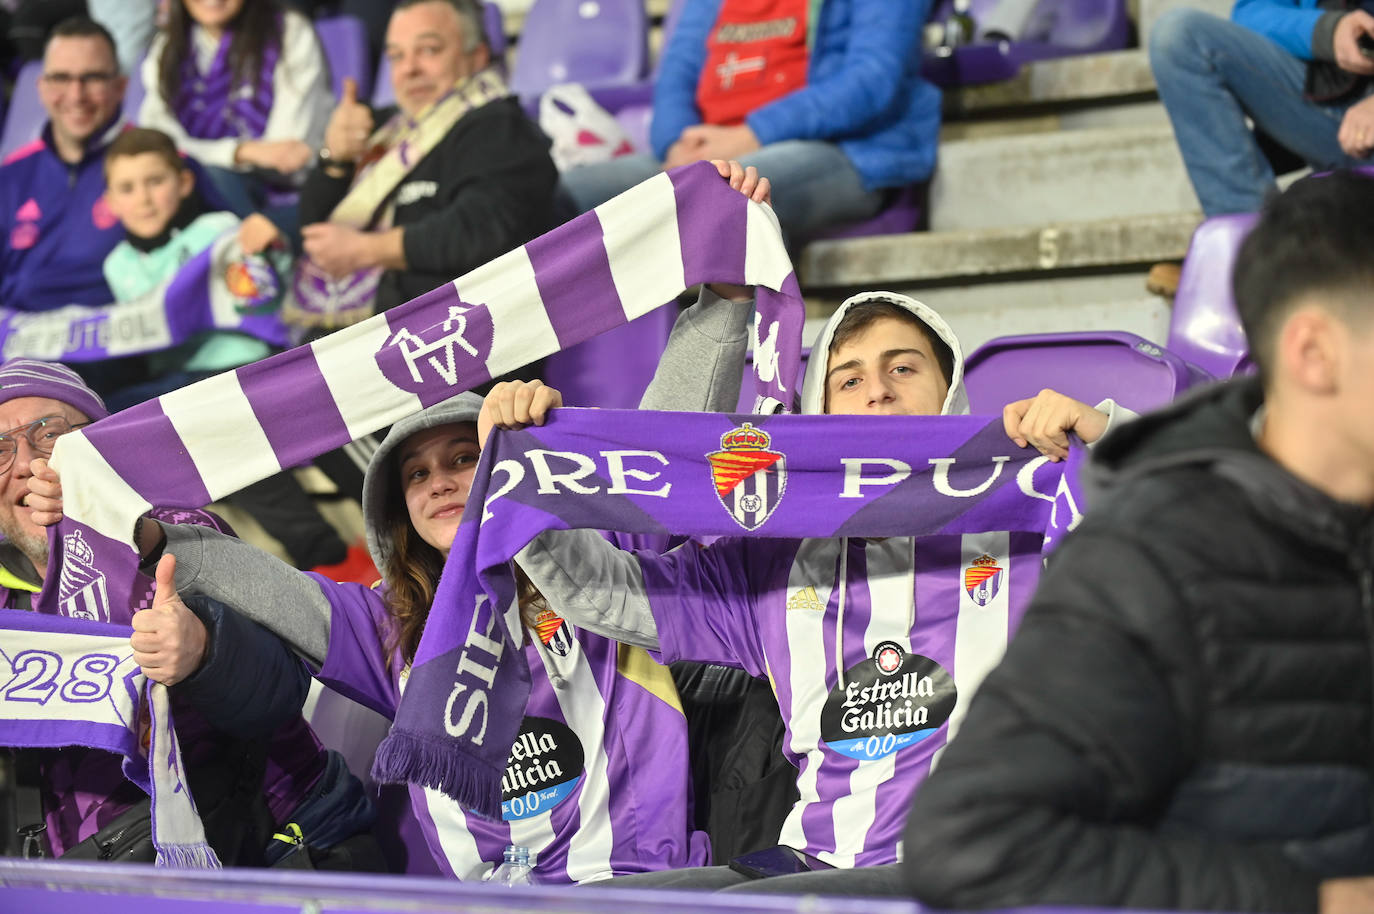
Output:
top-left (493, 285), bottom-right (1126, 891)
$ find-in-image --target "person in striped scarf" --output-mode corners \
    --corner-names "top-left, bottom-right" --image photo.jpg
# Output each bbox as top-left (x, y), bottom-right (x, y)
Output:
top-left (509, 291), bottom-right (1132, 893)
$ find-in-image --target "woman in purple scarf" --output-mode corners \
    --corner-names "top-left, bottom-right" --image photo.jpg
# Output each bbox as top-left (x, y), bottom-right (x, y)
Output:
top-left (137, 0), bottom-right (333, 242)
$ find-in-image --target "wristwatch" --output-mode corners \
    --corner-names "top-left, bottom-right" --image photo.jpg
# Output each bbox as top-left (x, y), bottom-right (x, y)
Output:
top-left (318, 146), bottom-right (353, 175)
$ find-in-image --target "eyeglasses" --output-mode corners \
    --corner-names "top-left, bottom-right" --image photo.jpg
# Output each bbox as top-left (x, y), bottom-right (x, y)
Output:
top-left (40, 71), bottom-right (118, 91)
top-left (0, 416), bottom-right (91, 473)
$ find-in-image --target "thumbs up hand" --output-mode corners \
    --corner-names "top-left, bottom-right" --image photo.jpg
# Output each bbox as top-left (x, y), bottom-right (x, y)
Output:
top-left (323, 76), bottom-right (374, 165)
top-left (130, 555), bottom-right (207, 687)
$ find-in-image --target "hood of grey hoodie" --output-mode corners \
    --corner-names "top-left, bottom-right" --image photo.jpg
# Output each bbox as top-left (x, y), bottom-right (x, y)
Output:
top-left (361, 391), bottom-right (485, 572)
top-left (798, 291), bottom-right (969, 417)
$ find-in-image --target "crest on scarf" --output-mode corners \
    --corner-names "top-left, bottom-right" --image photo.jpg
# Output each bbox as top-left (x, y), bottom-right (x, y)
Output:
top-left (963, 553), bottom-right (1003, 607)
top-left (375, 302), bottom-right (495, 395)
top-left (707, 422), bottom-right (786, 531)
top-left (58, 529), bottom-right (110, 623)
top-left (224, 256), bottom-right (279, 313)
top-left (532, 608), bottom-right (573, 657)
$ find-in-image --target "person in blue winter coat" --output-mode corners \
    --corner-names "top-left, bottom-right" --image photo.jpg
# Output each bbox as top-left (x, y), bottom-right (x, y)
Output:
top-left (558, 0), bottom-right (940, 246)
top-left (1151, 0), bottom-right (1374, 216)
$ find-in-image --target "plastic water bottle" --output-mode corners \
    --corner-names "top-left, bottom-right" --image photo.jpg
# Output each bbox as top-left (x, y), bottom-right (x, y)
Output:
top-left (485, 845), bottom-right (534, 886)
top-left (945, 0), bottom-right (978, 47)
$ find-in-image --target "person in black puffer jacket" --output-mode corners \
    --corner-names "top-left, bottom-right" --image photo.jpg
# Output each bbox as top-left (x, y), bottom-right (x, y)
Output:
top-left (904, 171), bottom-right (1374, 914)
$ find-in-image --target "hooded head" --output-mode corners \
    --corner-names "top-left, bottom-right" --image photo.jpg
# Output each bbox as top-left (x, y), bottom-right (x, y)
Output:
top-left (360, 391), bottom-right (484, 664)
top-left (800, 291), bottom-right (967, 417)
top-left (361, 391), bottom-right (485, 572)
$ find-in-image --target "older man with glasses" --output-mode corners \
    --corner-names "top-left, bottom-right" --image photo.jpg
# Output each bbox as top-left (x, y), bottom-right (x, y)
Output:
top-left (0, 357), bottom-right (382, 867)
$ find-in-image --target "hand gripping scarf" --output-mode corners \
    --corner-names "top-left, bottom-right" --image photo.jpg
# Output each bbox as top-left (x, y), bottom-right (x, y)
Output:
top-left (0, 232), bottom-right (289, 362)
top-left (40, 161), bottom-right (803, 812)
top-left (378, 410), bottom-right (1086, 817)
top-left (0, 609), bottom-right (218, 867)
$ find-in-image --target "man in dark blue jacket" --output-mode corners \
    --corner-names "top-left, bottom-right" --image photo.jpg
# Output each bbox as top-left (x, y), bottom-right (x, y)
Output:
top-left (1151, 0), bottom-right (1374, 216)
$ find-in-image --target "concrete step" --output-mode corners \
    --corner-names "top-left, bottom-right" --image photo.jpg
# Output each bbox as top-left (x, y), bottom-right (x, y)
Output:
top-left (1139, 0), bottom-right (1232, 47)
top-left (930, 123), bottom-right (1198, 231)
top-left (800, 211), bottom-right (1200, 289)
top-left (944, 49), bottom-right (1157, 120)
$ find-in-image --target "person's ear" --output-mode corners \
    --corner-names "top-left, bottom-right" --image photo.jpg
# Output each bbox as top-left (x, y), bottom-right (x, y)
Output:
top-left (472, 43), bottom-right (491, 72)
top-left (1278, 307), bottom-right (1341, 396)
top-left (177, 166), bottom-right (194, 200)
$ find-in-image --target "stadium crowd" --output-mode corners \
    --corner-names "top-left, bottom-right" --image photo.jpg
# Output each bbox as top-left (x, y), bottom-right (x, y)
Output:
top-left (0, 1), bottom-right (1373, 912)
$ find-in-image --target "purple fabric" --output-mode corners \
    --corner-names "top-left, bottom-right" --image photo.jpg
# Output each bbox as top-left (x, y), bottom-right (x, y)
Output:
top-left (375, 408), bottom-right (1085, 822)
top-left (0, 246), bottom-right (290, 362)
top-left (173, 24), bottom-right (279, 141)
top-left (43, 161), bottom-right (803, 817)
top-left (310, 573), bottom-right (709, 882)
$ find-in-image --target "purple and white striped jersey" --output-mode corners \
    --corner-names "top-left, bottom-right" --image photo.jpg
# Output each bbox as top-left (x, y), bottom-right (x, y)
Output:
top-left (314, 575), bottom-right (709, 883)
top-left (642, 529), bottom-right (1046, 867)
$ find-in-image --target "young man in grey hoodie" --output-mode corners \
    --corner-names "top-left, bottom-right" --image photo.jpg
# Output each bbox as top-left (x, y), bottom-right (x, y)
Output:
top-left (501, 288), bottom-right (1127, 893)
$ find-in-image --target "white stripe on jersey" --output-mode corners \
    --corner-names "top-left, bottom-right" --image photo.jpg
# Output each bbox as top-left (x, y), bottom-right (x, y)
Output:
top-left (778, 538), bottom-right (841, 858)
top-left (939, 531), bottom-right (1011, 763)
top-left (421, 786), bottom-right (487, 880)
top-left (531, 626), bottom-right (616, 883)
top-left (830, 537), bottom-right (915, 867)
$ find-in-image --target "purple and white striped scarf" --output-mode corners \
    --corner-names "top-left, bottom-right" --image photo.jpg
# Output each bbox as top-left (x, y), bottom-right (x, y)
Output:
top-left (0, 609), bottom-right (218, 867)
top-left (173, 22), bottom-right (278, 141)
top-left (0, 233), bottom-right (288, 362)
top-left (41, 161), bottom-right (801, 803)
top-left (372, 410), bottom-right (1085, 816)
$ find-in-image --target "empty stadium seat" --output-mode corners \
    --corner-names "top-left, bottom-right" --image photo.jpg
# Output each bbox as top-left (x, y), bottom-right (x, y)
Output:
top-left (923, 0), bottom-right (1131, 87)
top-left (373, 2), bottom-right (507, 107)
top-left (964, 330), bottom-right (1211, 416)
top-left (1166, 213), bottom-right (1258, 380)
top-left (509, 0), bottom-right (648, 105)
top-left (315, 15), bottom-right (373, 102)
top-left (811, 184), bottom-right (927, 240)
top-left (0, 61), bottom-right (44, 162)
top-left (544, 301), bottom-right (678, 409)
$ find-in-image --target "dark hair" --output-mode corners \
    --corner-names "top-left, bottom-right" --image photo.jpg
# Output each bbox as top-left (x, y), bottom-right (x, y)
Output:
top-left (392, 0), bottom-right (489, 53)
top-left (828, 298), bottom-right (956, 387)
top-left (103, 127), bottom-right (185, 181)
top-left (46, 17), bottom-right (119, 70)
top-left (1233, 171), bottom-right (1374, 385)
top-left (158, 0), bottom-right (281, 115)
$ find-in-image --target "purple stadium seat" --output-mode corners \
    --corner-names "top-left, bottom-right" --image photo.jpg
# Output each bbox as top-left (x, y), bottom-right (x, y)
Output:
top-left (509, 0), bottom-right (648, 105)
top-left (0, 61), bottom-right (44, 163)
top-left (315, 15), bottom-right (373, 102)
top-left (811, 184), bottom-right (926, 241)
top-left (544, 301), bottom-right (679, 409)
top-left (923, 0), bottom-right (1131, 87)
top-left (373, 2), bottom-right (507, 107)
top-left (964, 330), bottom-right (1210, 416)
top-left (1166, 213), bottom-right (1258, 380)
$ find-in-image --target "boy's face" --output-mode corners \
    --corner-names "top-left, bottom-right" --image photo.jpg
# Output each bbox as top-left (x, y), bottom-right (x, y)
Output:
top-left (824, 316), bottom-right (951, 417)
top-left (104, 152), bottom-right (193, 240)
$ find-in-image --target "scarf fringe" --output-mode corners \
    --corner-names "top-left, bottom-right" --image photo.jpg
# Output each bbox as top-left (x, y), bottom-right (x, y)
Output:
top-left (371, 728), bottom-right (503, 821)
top-left (155, 842), bottom-right (222, 869)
